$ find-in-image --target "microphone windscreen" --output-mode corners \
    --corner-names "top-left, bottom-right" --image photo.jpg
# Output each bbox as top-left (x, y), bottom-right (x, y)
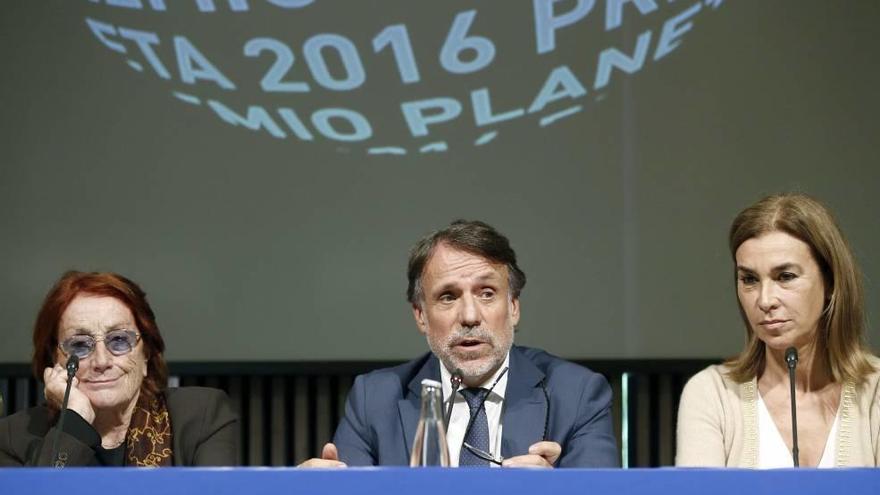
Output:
top-left (451, 370), bottom-right (463, 386)
top-left (66, 354), bottom-right (80, 375)
top-left (784, 347), bottom-right (798, 366)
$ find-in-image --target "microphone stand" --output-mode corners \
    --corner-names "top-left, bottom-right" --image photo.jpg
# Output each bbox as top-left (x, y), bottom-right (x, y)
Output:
top-left (785, 347), bottom-right (799, 468)
top-left (50, 355), bottom-right (79, 467)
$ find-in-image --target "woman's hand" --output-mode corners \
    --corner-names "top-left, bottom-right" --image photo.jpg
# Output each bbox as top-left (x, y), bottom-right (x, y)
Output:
top-left (43, 365), bottom-right (95, 424)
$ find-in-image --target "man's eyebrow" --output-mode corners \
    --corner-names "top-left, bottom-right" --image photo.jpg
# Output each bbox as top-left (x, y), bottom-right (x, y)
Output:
top-left (431, 282), bottom-right (459, 295)
top-left (736, 265), bottom-right (756, 274)
top-left (429, 272), bottom-right (503, 294)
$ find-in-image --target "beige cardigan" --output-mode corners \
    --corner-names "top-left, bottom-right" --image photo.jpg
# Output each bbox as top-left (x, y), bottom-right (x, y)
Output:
top-left (675, 359), bottom-right (880, 467)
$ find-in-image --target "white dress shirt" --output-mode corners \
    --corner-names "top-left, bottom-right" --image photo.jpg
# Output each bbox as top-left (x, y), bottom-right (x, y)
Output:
top-left (439, 354), bottom-right (510, 467)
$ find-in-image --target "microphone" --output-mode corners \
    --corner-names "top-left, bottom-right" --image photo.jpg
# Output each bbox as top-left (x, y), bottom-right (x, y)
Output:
top-left (785, 347), bottom-right (800, 468)
top-left (50, 354), bottom-right (80, 467)
top-left (444, 370), bottom-right (463, 431)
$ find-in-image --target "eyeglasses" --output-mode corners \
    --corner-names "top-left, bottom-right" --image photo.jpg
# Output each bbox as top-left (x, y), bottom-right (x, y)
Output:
top-left (459, 367), bottom-right (551, 466)
top-left (59, 329), bottom-right (141, 359)
top-left (462, 441), bottom-right (504, 465)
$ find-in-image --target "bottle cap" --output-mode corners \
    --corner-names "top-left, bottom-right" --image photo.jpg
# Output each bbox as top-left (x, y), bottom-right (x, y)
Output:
top-left (421, 378), bottom-right (442, 389)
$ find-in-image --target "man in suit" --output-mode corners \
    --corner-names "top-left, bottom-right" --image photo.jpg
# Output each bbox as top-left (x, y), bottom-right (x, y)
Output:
top-left (301, 220), bottom-right (617, 468)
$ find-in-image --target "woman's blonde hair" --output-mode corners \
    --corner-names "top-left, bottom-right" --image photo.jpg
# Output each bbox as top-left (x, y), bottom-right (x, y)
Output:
top-left (725, 193), bottom-right (875, 383)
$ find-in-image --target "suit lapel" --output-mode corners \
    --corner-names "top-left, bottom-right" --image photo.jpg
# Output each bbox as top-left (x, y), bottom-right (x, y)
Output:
top-left (501, 346), bottom-right (547, 459)
top-left (398, 355), bottom-right (441, 462)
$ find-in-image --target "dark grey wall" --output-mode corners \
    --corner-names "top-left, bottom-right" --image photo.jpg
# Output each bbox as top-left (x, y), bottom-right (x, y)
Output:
top-left (2, 0), bottom-right (878, 362)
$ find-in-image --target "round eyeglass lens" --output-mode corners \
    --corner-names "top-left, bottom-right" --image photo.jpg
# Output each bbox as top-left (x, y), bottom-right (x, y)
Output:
top-left (105, 330), bottom-right (137, 355)
top-left (62, 335), bottom-right (95, 359)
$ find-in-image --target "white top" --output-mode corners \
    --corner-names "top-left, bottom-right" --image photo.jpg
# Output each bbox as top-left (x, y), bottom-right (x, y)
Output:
top-left (440, 354), bottom-right (510, 467)
top-left (756, 394), bottom-right (839, 468)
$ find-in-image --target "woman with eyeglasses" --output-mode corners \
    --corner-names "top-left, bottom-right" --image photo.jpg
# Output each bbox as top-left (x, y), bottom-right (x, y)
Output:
top-left (676, 194), bottom-right (880, 467)
top-left (0, 271), bottom-right (239, 466)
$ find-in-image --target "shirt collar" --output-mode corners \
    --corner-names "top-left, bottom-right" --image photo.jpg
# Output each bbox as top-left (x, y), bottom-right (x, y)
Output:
top-left (439, 352), bottom-right (510, 404)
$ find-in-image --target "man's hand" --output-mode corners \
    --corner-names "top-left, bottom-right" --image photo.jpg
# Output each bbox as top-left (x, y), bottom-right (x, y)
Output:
top-left (297, 443), bottom-right (347, 468)
top-left (501, 441), bottom-right (561, 468)
top-left (43, 365), bottom-right (95, 424)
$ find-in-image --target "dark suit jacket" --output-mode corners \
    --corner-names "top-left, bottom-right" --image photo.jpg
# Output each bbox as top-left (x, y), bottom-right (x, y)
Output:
top-left (333, 345), bottom-right (618, 467)
top-left (0, 387), bottom-right (239, 467)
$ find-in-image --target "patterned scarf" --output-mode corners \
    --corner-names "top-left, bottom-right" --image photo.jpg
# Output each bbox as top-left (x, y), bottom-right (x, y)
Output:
top-left (125, 393), bottom-right (174, 466)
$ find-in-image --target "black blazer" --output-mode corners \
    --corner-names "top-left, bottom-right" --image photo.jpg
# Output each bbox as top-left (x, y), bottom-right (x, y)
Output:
top-left (0, 387), bottom-right (239, 466)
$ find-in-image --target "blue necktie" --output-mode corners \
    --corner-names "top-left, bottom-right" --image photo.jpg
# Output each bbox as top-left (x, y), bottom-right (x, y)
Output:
top-left (459, 387), bottom-right (490, 466)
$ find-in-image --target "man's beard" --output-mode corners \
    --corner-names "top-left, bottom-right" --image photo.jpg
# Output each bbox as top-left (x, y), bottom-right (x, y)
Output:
top-left (427, 325), bottom-right (513, 383)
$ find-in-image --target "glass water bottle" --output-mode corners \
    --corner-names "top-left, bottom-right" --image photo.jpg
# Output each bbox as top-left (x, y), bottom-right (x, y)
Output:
top-left (409, 378), bottom-right (450, 467)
